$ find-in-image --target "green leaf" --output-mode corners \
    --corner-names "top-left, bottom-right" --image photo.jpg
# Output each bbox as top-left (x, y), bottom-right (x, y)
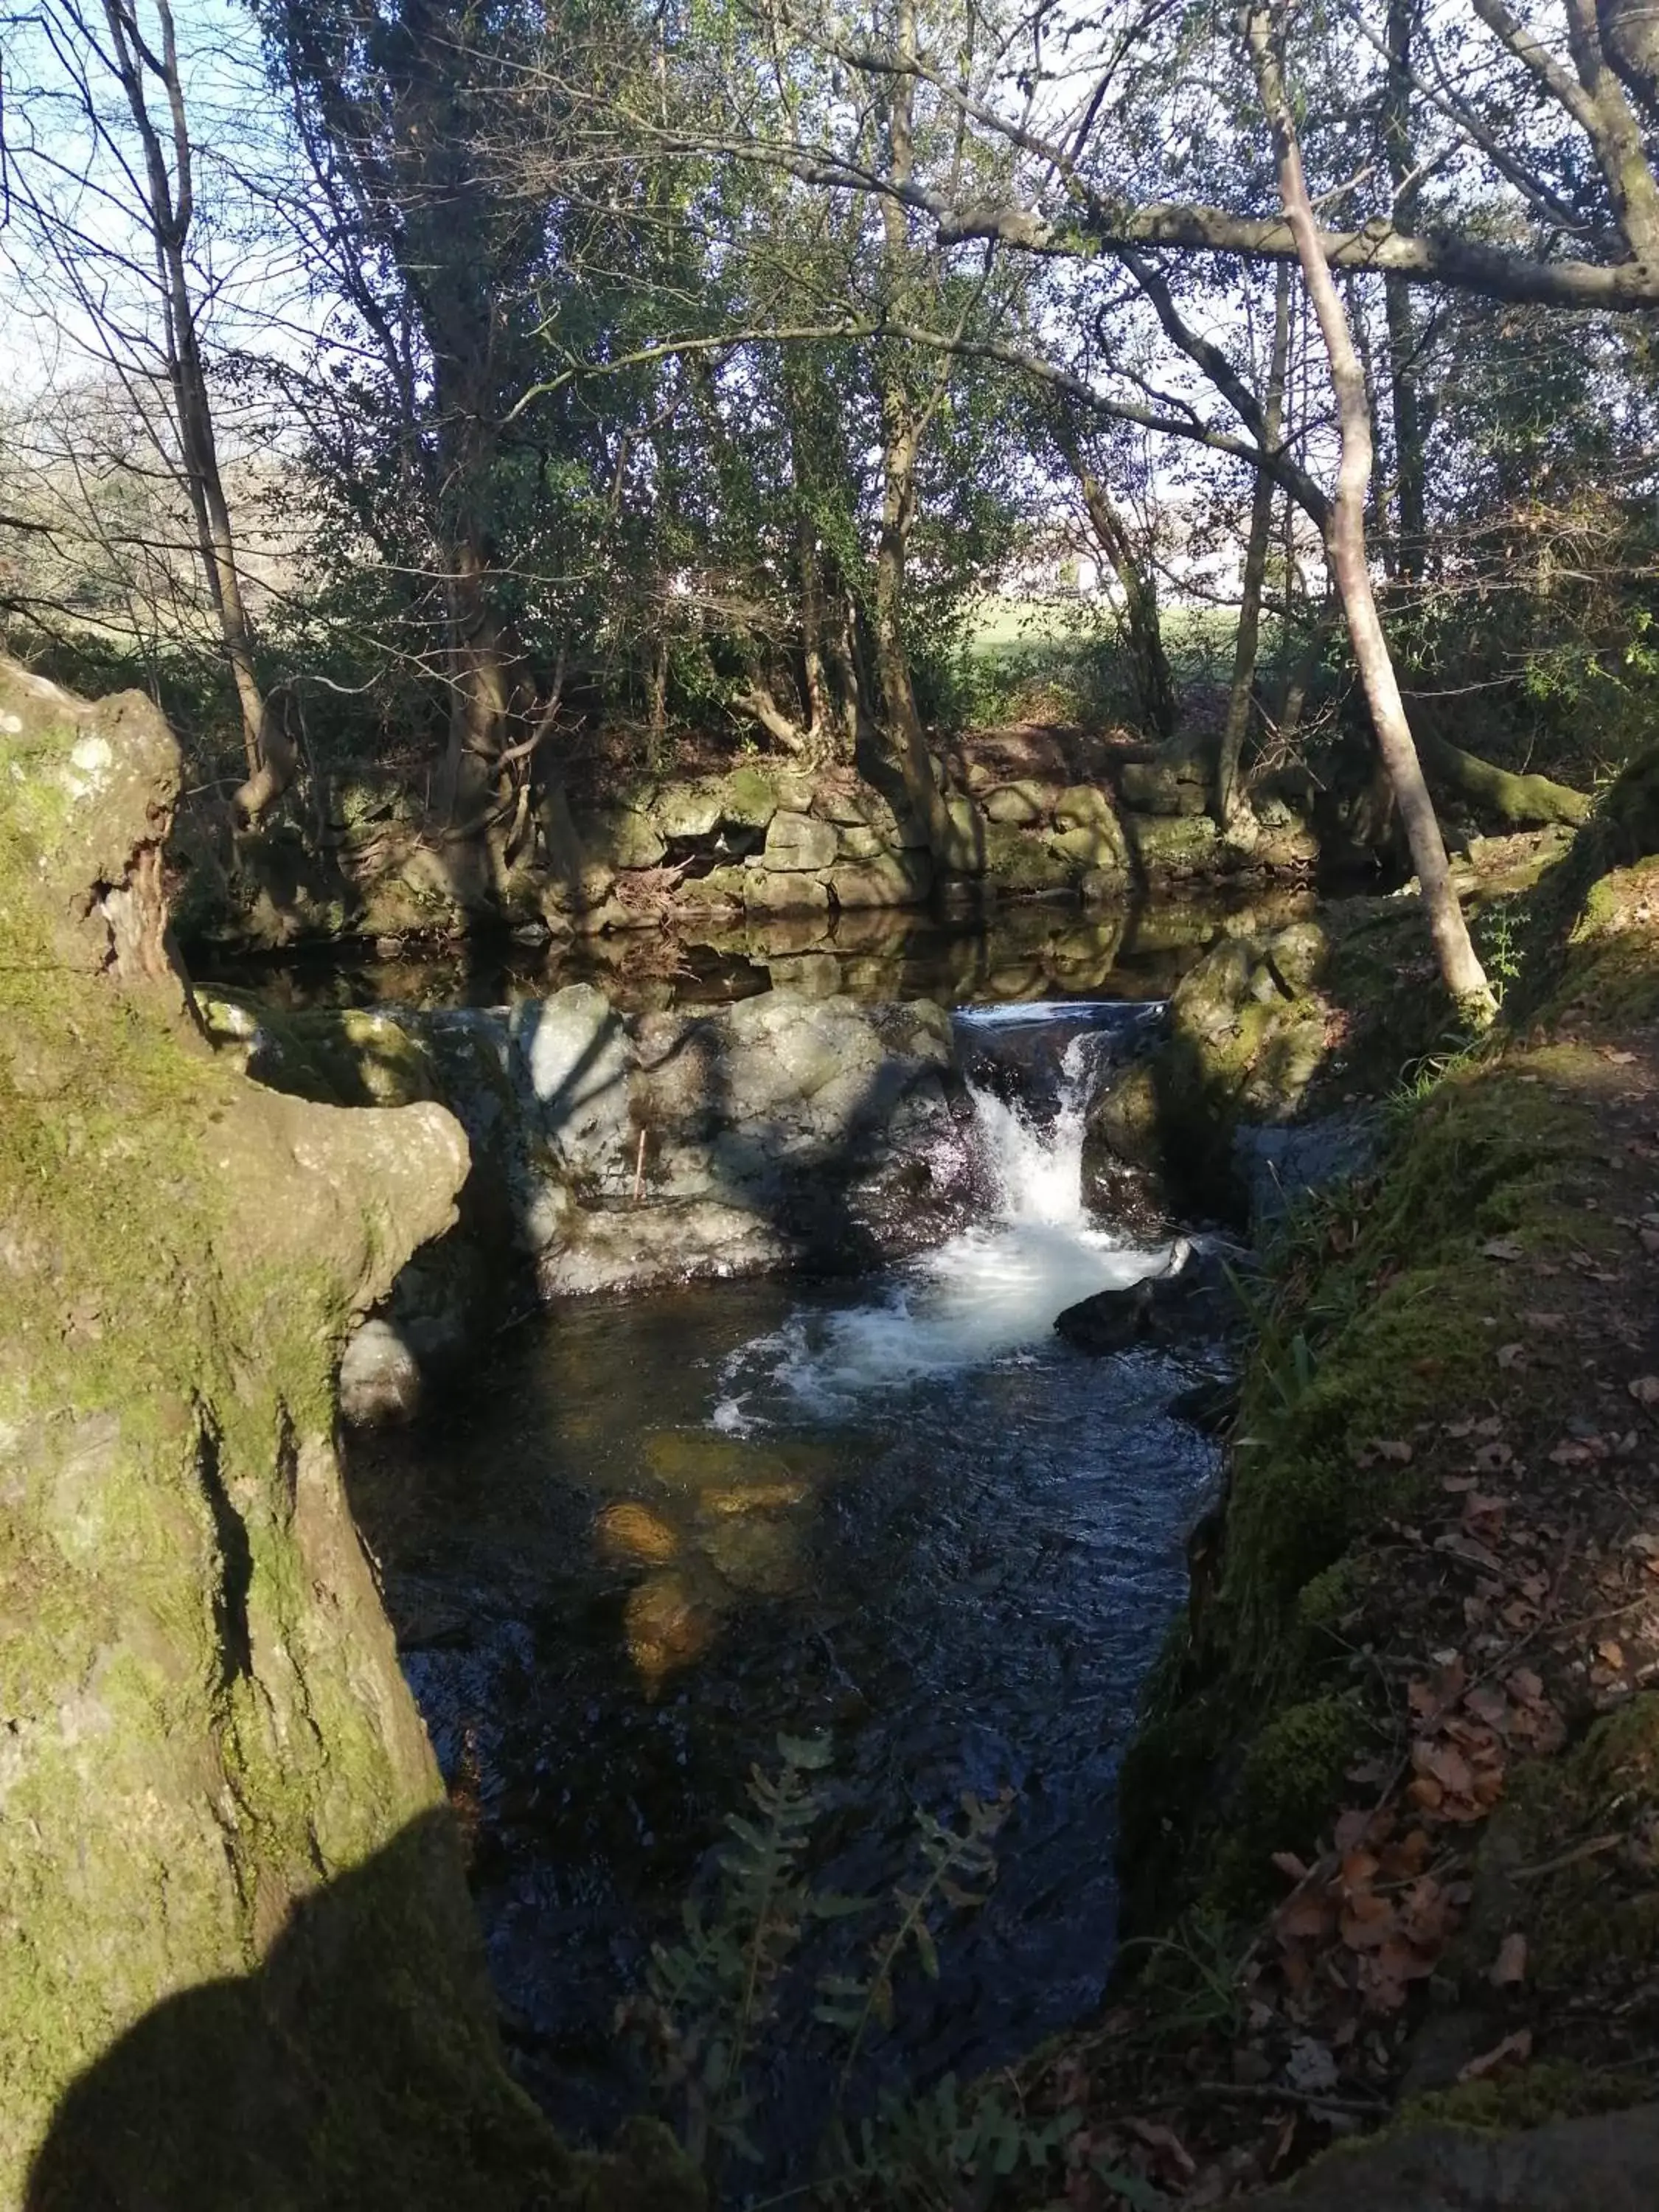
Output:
top-left (914, 1920), bottom-right (939, 1980)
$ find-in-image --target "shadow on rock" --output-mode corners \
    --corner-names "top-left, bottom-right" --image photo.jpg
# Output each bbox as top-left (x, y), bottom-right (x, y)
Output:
top-left (25, 1808), bottom-right (699, 2212)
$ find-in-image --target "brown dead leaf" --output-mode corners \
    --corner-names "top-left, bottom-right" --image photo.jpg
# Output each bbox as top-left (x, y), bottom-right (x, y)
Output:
top-left (1272, 1849), bottom-right (1311, 1882)
top-left (1464, 1682), bottom-right (1510, 1730)
top-left (1508, 1666), bottom-right (1546, 1705)
top-left (1413, 1739), bottom-right (1476, 1797)
top-left (1458, 2028), bottom-right (1534, 2081)
top-left (1496, 1343), bottom-right (1526, 1369)
top-left (1482, 1237), bottom-right (1528, 1262)
top-left (1599, 1638), bottom-right (1627, 1669)
top-left (1277, 1891), bottom-right (1338, 1942)
top-left (1339, 1890), bottom-right (1397, 1951)
top-left (1124, 2118), bottom-right (1197, 2183)
top-left (1630, 1376), bottom-right (1659, 1408)
top-left (1490, 1932), bottom-right (1528, 1986)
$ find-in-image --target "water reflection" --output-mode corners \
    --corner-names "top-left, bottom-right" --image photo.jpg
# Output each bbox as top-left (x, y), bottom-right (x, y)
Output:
top-left (203, 888), bottom-right (1312, 1017)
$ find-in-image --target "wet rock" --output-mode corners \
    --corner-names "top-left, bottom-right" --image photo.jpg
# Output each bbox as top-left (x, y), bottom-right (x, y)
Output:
top-left (1054, 1241), bottom-right (1244, 1353)
top-left (1169, 1373), bottom-right (1240, 1433)
top-left (338, 1317), bottom-right (425, 1425)
top-left (624, 1572), bottom-right (719, 1688)
top-left (1238, 1109), bottom-right (1382, 1234)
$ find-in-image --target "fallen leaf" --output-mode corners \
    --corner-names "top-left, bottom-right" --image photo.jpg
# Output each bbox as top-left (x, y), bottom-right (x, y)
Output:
top-left (1496, 1343), bottom-right (1526, 1369)
top-left (1508, 1666), bottom-right (1545, 1706)
top-left (1363, 1437), bottom-right (1414, 1464)
top-left (1599, 1639), bottom-right (1627, 1669)
top-left (1482, 1237), bottom-right (1527, 1262)
top-left (1124, 2118), bottom-right (1197, 2182)
top-left (1490, 1932), bottom-right (1528, 1986)
top-left (1458, 2028), bottom-right (1533, 2081)
top-left (1272, 1849), bottom-right (1310, 1882)
top-left (1630, 1376), bottom-right (1659, 1408)
top-left (1340, 1890), bottom-right (1397, 1950)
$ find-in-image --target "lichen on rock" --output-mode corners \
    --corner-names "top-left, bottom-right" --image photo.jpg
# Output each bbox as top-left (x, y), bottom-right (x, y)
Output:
top-left (0, 661), bottom-right (699, 2209)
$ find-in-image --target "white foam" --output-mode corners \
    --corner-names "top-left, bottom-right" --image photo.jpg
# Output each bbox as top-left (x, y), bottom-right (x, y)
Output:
top-left (712, 1011), bottom-right (1172, 1424)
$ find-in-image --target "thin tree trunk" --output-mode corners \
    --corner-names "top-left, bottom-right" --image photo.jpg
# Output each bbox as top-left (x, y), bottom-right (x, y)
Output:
top-left (874, 0), bottom-right (966, 865)
top-left (1383, 0), bottom-right (1427, 581)
top-left (1246, 1), bottom-right (1493, 1015)
top-left (1060, 433), bottom-right (1177, 739)
top-left (1218, 265), bottom-right (1290, 822)
top-left (97, 0), bottom-right (275, 807)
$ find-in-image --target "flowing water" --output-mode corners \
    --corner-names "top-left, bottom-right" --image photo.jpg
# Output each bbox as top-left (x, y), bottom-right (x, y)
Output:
top-left (347, 999), bottom-right (1224, 2160)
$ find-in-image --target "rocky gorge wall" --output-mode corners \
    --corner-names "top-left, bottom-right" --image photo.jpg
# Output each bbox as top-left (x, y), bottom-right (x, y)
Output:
top-left (0, 661), bottom-right (696, 2209)
top-left (203, 981), bottom-right (978, 1422)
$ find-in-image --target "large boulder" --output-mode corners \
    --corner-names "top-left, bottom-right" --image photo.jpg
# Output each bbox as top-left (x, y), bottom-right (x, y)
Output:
top-left (0, 663), bottom-right (689, 2206)
top-left (1086, 917), bottom-right (1332, 1214)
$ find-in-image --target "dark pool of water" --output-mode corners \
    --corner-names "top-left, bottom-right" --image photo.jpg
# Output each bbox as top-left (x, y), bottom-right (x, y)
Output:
top-left (203, 887), bottom-right (1311, 1018)
top-left (348, 1255), bottom-right (1222, 2168)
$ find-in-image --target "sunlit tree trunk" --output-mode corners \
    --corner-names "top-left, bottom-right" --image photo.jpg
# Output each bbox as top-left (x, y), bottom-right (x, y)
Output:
top-left (1217, 265), bottom-right (1290, 822)
top-left (1246, 0), bottom-right (1494, 1015)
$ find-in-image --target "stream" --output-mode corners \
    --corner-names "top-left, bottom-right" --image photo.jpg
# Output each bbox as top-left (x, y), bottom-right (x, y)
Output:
top-left (345, 978), bottom-right (1227, 2170)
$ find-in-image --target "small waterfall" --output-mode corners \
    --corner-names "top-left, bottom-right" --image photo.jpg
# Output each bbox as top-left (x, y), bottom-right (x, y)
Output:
top-left (963, 1026), bottom-right (1115, 1229)
top-left (712, 1002), bottom-right (1172, 1426)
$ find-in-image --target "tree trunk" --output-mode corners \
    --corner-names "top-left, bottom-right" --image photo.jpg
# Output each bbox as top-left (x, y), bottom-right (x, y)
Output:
top-left (96, 0), bottom-right (280, 815)
top-left (873, 0), bottom-right (966, 865)
top-left (1217, 265), bottom-right (1290, 822)
top-left (1246, 1), bottom-right (1494, 1016)
top-left (1419, 733), bottom-right (1591, 827)
top-left (1062, 438), bottom-right (1178, 740)
top-left (1382, 0), bottom-right (1427, 580)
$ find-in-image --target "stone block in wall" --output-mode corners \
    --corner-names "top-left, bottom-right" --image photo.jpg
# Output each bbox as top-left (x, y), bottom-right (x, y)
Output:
top-left (718, 765), bottom-right (783, 829)
top-left (763, 810), bottom-right (839, 872)
top-left (1129, 812), bottom-right (1220, 877)
top-left (835, 823), bottom-right (889, 860)
top-left (650, 779), bottom-right (727, 839)
top-left (1049, 821), bottom-right (1130, 873)
top-left (745, 869), bottom-right (831, 919)
top-left (582, 806), bottom-right (667, 869)
top-left (828, 850), bottom-right (934, 910)
top-left (669, 863), bottom-right (748, 912)
top-left (1119, 755), bottom-right (1208, 817)
top-left (984, 781), bottom-right (1051, 827)
top-left (944, 794), bottom-right (989, 874)
top-left (1054, 782), bottom-right (1117, 831)
top-left (981, 821), bottom-right (1073, 892)
top-left (1080, 867), bottom-right (1132, 905)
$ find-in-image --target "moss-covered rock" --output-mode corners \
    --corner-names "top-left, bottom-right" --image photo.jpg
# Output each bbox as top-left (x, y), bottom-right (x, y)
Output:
top-left (0, 661), bottom-right (698, 2209)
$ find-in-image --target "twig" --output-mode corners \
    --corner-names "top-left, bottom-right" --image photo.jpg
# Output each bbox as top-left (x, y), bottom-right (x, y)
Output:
top-left (633, 1126), bottom-right (647, 1202)
top-left (1192, 2079), bottom-right (1388, 2116)
top-left (1513, 1832), bottom-right (1622, 1882)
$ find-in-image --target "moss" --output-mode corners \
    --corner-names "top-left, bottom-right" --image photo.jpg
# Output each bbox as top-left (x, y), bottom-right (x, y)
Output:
top-left (1402, 2062), bottom-right (1646, 2135)
top-left (1, 670), bottom-right (702, 2207)
top-left (1116, 1045), bottom-right (1609, 1934)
